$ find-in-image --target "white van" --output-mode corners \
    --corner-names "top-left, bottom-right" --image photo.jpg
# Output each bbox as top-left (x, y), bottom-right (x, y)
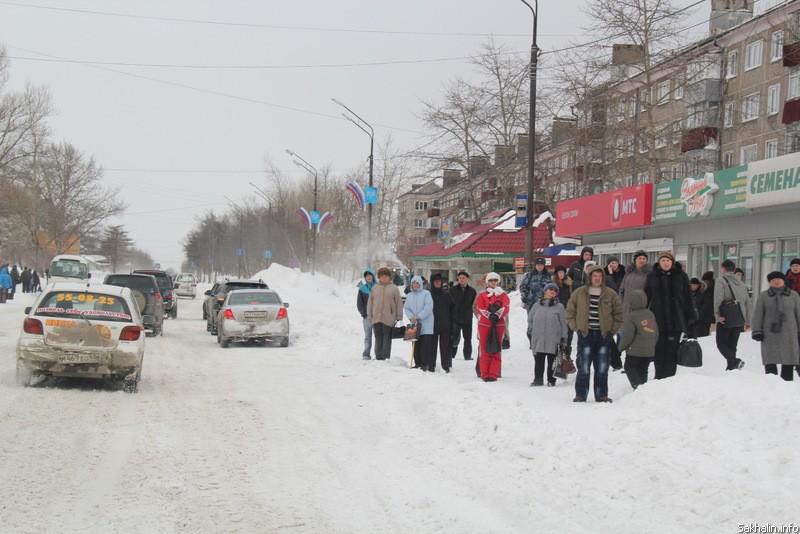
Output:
top-left (48, 254), bottom-right (92, 284)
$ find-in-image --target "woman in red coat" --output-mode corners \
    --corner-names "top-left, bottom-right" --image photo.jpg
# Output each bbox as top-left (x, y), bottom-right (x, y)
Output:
top-left (475, 272), bottom-right (510, 381)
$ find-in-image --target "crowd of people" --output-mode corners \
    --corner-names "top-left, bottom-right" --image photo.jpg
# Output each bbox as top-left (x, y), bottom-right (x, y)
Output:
top-left (0, 264), bottom-right (42, 303)
top-left (356, 252), bottom-right (800, 401)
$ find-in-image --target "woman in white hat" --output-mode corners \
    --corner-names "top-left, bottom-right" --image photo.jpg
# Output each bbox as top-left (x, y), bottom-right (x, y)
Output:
top-left (475, 272), bottom-right (510, 382)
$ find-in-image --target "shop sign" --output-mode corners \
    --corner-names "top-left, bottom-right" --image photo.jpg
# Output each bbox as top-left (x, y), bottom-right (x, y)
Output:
top-left (746, 151), bottom-right (800, 209)
top-left (556, 184), bottom-right (652, 236)
top-left (653, 166), bottom-right (747, 223)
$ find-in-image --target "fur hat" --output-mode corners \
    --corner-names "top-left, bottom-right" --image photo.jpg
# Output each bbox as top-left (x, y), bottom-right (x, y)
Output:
top-left (583, 260), bottom-right (597, 273)
top-left (485, 272), bottom-right (501, 283)
top-left (657, 251), bottom-right (675, 262)
top-left (543, 282), bottom-right (559, 294)
top-left (701, 271), bottom-right (715, 281)
top-left (791, 258), bottom-right (800, 267)
top-left (554, 265), bottom-right (567, 274)
top-left (457, 271), bottom-right (470, 278)
top-left (633, 250), bottom-right (648, 261)
top-left (377, 267), bottom-right (391, 278)
top-left (690, 277), bottom-right (701, 286)
top-left (430, 273), bottom-right (443, 283)
top-left (767, 271), bottom-right (786, 282)
top-left (534, 257), bottom-right (546, 265)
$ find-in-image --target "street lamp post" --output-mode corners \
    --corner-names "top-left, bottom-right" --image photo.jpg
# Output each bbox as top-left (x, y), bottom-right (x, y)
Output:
top-left (331, 97), bottom-right (374, 265)
top-left (520, 0), bottom-right (539, 266)
top-left (285, 149), bottom-right (319, 275)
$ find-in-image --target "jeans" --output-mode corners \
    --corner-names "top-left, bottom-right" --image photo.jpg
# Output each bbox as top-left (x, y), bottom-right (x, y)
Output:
top-left (362, 316), bottom-right (373, 358)
top-left (716, 323), bottom-right (742, 369)
top-left (575, 330), bottom-right (612, 400)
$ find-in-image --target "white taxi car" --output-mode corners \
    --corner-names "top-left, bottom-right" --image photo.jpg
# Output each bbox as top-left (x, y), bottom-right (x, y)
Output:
top-left (16, 282), bottom-right (155, 392)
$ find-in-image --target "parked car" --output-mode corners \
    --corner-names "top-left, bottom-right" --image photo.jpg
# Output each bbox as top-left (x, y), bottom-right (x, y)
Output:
top-left (16, 282), bottom-right (154, 392)
top-left (215, 288), bottom-right (290, 348)
top-left (174, 273), bottom-right (198, 298)
top-left (203, 278), bottom-right (270, 334)
top-left (133, 269), bottom-right (178, 319)
top-left (103, 273), bottom-right (165, 336)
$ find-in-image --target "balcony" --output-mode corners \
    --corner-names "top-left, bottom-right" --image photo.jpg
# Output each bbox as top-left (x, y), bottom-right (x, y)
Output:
top-left (427, 208), bottom-right (440, 217)
top-left (782, 99), bottom-right (800, 124)
top-left (783, 43), bottom-right (800, 67)
top-left (680, 127), bottom-right (718, 153)
top-left (480, 190), bottom-right (495, 202)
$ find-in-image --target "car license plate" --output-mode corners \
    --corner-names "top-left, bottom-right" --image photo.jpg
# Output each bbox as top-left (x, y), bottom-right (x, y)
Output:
top-left (243, 311), bottom-right (267, 319)
top-left (57, 353), bottom-right (100, 364)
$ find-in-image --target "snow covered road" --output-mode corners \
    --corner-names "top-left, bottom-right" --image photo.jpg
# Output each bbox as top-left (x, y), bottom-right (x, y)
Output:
top-left (1, 265), bottom-right (799, 533)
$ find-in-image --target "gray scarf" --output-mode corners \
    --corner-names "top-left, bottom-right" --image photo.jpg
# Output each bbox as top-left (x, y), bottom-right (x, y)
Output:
top-left (767, 286), bottom-right (790, 333)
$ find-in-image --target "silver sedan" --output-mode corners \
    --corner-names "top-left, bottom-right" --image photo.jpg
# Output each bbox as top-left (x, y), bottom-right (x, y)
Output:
top-left (215, 289), bottom-right (290, 348)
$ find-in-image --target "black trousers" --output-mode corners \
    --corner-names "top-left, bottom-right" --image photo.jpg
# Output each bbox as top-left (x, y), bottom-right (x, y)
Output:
top-left (624, 355), bottom-right (653, 389)
top-left (716, 323), bottom-right (742, 369)
top-left (412, 334), bottom-right (435, 370)
top-left (653, 330), bottom-right (681, 379)
top-left (431, 331), bottom-right (453, 371)
top-left (372, 323), bottom-right (393, 360)
top-left (533, 352), bottom-right (555, 384)
top-left (451, 321), bottom-right (473, 359)
top-left (765, 364), bottom-right (796, 381)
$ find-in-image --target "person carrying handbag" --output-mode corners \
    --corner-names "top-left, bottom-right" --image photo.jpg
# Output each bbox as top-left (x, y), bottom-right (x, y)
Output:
top-left (528, 283), bottom-right (568, 387)
top-left (475, 272), bottom-right (510, 382)
top-left (713, 260), bottom-right (751, 371)
top-left (750, 271), bottom-right (800, 381)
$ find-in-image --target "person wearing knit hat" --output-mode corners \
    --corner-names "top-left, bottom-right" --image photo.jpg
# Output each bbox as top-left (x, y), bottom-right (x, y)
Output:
top-left (713, 260), bottom-right (751, 371)
top-left (367, 266), bottom-right (404, 361)
top-left (552, 264), bottom-right (574, 351)
top-left (528, 281), bottom-right (568, 387)
top-left (620, 250), bottom-right (653, 326)
top-left (751, 270), bottom-right (800, 381)
top-left (786, 258), bottom-right (800, 294)
top-left (475, 271), bottom-right (510, 382)
top-left (633, 250), bottom-right (648, 262)
top-left (644, 250), bottom-right (698, 378)
top-left (568, 246), bottom-right (594, 287)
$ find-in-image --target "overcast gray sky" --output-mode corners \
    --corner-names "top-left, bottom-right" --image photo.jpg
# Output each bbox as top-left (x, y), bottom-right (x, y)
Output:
top-left (0, 0), bottom-right (716, 270)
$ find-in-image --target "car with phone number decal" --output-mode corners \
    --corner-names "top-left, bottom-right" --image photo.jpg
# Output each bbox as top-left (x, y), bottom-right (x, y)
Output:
top-left (16, 282), bottom-right (155, 392)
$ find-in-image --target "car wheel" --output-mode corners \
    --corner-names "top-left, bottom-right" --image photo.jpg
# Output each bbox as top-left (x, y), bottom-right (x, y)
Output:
top-left (122, 369), bottom-right (141, 393)
top-left (15, 363), bottom-right (32, 387)
top-left (202, 308), bottom-right (207, 320)
top-left (218, 333), bottom-right (229, 348)
top-left (280, 336), bottom-right (289, 347)
top-left (172, 308), bottom-right (178, 319)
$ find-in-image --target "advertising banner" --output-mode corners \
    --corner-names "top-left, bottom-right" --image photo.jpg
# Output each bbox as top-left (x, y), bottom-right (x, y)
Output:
top-left (652, 166), bottom-right (747, 224)
top-left (555, 184), bottom-right (653, 236)
top-left (746, 151), bottom-right (800, 209)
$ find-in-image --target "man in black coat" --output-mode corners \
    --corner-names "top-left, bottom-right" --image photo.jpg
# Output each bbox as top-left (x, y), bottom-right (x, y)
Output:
top-left (568, 246), bottom-right (594, 287)
top-left (429, 274), bottom-right (455, 372)
top-left (450, 271), bottom-right (477, 360)
top-left (644, 251), bottom-right (697, 379)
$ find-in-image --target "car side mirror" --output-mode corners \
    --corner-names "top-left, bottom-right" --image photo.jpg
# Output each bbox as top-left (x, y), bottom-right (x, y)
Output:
top-left (87, 273), bottom-right (92, 279)
top-left (204, 290), bottom-right (213, 296)
top-left (24, 307), bottom-right (31, 314)
top-left (174, 283), bottom-right (180, 289)
top-left (283, 303), bottom-right (289, 308)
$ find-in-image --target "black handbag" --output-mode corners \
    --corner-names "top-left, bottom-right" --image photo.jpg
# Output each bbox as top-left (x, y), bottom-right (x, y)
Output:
top-left (391, 322), bottom-right (406, 339)
top-left (719, 278), bottom-right (745, 328)
top-left (502, 330), bottom-right (510, 350)
top-left (677, 337), bottom-right (703, 367)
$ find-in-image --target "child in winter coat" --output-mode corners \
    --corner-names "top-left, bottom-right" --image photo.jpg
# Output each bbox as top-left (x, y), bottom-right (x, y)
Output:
top-left (617, 290), bottom-right (659, 390)
top-left (528, 283), bottom-right (568, 386)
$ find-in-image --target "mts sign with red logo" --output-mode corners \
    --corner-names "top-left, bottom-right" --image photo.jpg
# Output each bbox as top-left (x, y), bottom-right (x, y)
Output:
top-left (555, 184), bottom-right (653, 236)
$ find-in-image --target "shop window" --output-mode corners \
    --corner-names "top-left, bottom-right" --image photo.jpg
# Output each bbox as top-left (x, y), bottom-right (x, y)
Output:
top-left (760, 241), bottom-right (778, 288)
top-left (707, 245), bottom-right (720, 275)
top-left (781, 238), bottom-right (799, 271)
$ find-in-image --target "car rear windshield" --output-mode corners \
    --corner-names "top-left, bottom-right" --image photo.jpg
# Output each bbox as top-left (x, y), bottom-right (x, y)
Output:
top-left (106, 275), bottom-right (156, 295)
top-left (228, 292), bottom-right (280, 306)
top-left (36, 291), bottom-right (132, 321)
top-left (224, 282), bottom-right (266, 292)
top-left (135, 271), bottom-right (172, 292)
top-left (177, 274), bottom-right (196, 282)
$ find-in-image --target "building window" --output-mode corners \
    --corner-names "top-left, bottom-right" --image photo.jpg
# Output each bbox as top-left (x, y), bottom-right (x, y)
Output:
top-left (767, 84), bottom-right (780, 116)
top-left (656, 80), bottom-right (670, 105)
top-left (672, 164), bottom-right (680, 180)
top-left (674, 75), bottom-right (684, 100)
top-left (742, 93), bottom-right (760, 122)
top-left (414, 218), bottom-right (426, 228)
top-left (625, 175), bottom-right (634, 187)
top-left (727, 50), bottom-right (739, 78)
top-left (723, 151), bottom-right (733, 167)
top-left (766, 139), bottom-right (779, 159)
top-left (673, 122), bottom-right (681, 144)
top-left (724, 100), bottom-right (736, 128)
top-left (741, 144), bottom-right (757, 164)
top-left (617, 100), bottom-right (626, 122)
top-left (790, 68), bottom-right (800, 100)
top-left (655, 126), bottom-right (667, 149)
top-left (772, 30), bottom-right (784, 62)
top-left (561, 154), bottom-right (569, 169)
top-left (639, 172), bottom-right (650, 184)
top-left (638, 133), bottom-right (649, 153)
top-left (415, 201), bottom-right (428, 210)
top-left (745, 40), bottom-right (763, 71)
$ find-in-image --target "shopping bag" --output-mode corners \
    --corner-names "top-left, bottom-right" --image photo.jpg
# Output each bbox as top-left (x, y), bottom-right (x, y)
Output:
top-left (391, 322), bottom-right (406, 339)
top-left (403, 321), bottom-right (420, 342)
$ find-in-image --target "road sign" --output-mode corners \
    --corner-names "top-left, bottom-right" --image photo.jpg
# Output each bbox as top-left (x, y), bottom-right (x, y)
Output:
top-left (264, 249), bottom-right (272, 259)
top-left (515, 193), bottom-right (527, 228)
top-left (154, 263), bottom-right (161, 269)
top-left (236, 248), bottom-right (244, 256)
top-left (288, 257), bottom-right (301, 268)
top-left (365, 186), bottom-right (378, 204)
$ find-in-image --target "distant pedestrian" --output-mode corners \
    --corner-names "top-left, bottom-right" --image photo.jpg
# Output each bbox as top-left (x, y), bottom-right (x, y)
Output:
top-left (20, 267), bottom-right (31, 293)
top-left (644, 251), bottom-right (697, 379)
top-left (528, 283), bottom-right (568, 387)
top-left (713, 259), bottom-right (751, 371)
top-left (786, 258), bottom-right (800, 294)
top-left (617, 290), bottom-right (658, 390)
top-left (9, 265), bottom-right (19, 299)
top-left (404, 275), bottom-right (434, 371)
top-left (686, 277), bottom-right (714, 338)
top-left (0, 266), bottom-right (12, 303)
top-left (475, 272), bottom-right (510, 382)
top-left (552, 265), bottom-right (574, 351)
top-left (568, 246), bottom-right (594, 287)
top-left (367, 267), bottom-right (403, 361)
top-left (356, 268), bottom-right (377, 360)
top-left (450, 271), bottom-right (477, 361)
top-left (751, 271), bottom-right (800, 381)
top-left (429, 273), bottom-right (454, 373)
top-left (31, 271), bottom-right (41, 292)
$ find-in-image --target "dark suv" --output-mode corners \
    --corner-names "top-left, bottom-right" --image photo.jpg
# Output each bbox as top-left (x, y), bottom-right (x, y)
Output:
top-left (133, 269), bottom-right (178, 319)
top-left (104, 273), bottom-right (165, 335)
top-left (203, 278), bottom-right (269, 335)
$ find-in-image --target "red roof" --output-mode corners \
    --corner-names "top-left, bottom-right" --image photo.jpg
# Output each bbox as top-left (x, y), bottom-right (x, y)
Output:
top-left (410, 218), bottom-right (552, 258)
top-left (409, 220), bottom-right (497, 258)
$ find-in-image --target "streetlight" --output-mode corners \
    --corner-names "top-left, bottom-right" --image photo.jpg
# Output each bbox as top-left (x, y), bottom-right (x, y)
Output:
top-left (520, 0), bottom-right (539, 266)
top-left (285, 149), bottom-right (319, 275)
top-left (331, 97), bottom-right (374, 265)
top-left (223, 196), bottom-right (244, 278)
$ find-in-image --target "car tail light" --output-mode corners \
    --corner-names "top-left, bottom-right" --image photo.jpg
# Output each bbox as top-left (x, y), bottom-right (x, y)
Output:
top-left (155, 292), bottom-right (162, 302)
top-left (277, 308), bottom-right (288, 320)
top-left (119, 325), bottom-right (142, 341)
top-left (23, 317), bottom-right (44, 335)
top-left (223, 309), bottom-right (235, 320)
